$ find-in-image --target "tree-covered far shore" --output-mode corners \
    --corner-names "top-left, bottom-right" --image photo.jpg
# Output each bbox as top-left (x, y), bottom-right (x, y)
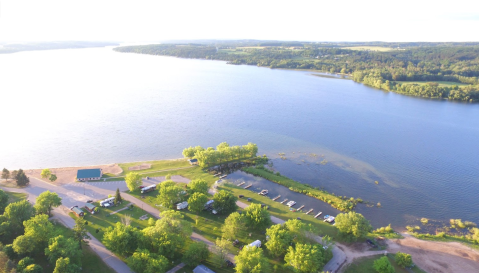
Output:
top-left (114, 41), bottom-right (479, 102)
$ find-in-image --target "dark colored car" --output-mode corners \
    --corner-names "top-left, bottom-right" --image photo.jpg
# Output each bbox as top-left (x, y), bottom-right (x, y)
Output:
top-left (238, 195), bottom-right (244, 198)
top-left (225, 260), bottom-right (235, 267)
top-left (86, 200), bottom-right (93, 203)
top-left (247, 198), bottom-right (252, 202)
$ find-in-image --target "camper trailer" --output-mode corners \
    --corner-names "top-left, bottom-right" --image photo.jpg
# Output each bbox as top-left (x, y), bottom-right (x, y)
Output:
top-left (248, 240), bottom-right (261, 248)
top-left (177, 201), bottom-right (188, 210)
top-left (100, 197), bottom-right (115, 207)
top-left (141, 184), bottom-right (156, 194)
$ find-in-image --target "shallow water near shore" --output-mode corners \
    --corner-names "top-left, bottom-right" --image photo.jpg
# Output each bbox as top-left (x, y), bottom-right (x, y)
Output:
top-left (1, 46), bottom-right (478, 228)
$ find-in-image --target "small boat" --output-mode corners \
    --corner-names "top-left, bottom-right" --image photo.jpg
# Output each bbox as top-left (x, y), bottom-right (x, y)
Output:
top-left (259, 190), bottom-right (269, 196)
top-left (286, 201), bottom-right (296, 207)
top-left (324, 215), bottom-right (330, 219)
top-left (324, 216), bottom-right (335, 223)
top-left (314, 212), bottom-right (322, 218)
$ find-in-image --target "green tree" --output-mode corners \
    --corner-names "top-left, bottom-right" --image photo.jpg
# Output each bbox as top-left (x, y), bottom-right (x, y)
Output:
top-left (41, 169), bottom-right (52, 179)
top-left (1, 168), bottom-right (9, 181)
top-left (221, 212), bottom-right (245, 240)
top-left (187, 192), bottom-right (208, 214)
top-left (73, 217), bottom-right (91, 249)
top-left (265, 224), bottom-right (292, 257)
top-left (141, 210), bottom-right (191, 257)
top-left (188, 179), bottom-right (209, 195)
top-left (157, 185), bottom-right (184, 209)
top-left (182, 241), bottom-right (210, 266)
top-left (125, 172), bottom-right (142, 192)
top-left (17, 257), bottom-right (34, 272)
top-left (45, 235), bottom-right (82, 265)
top-left (243, 203), bottom-right (272, 230)
top-left (127, 249), bottom-right (169, 273)
top-left (34, 191), bottom-right (62, 217)
top-left (212, 238), bottom-right (229, 268)
top-left (49, 174), bottom-right (57, 182)
top-left (284, 243), bottom-right (326, 273)
top-left (15, 169), bottom-right (29, 187)
top-left (0, 189), bottom-right (9, 214)
top-left (1, 200), bottom-right (35, 237)
top-left (103, 222), bottom-right (140, 255)
top-left (13, 214), bottom-right (55, 254)
top-left (115, 188), bottom-right (123, 204)
top-left (395, 252), bottom-right (412, 268)
top-left (335, 211), bottom-right (372, 241)
top-left (373, 256), bottom-right (395, 273)
top-left (23, 264), bottom-right (43, 273)
top-left (53, 257), bottom-right (81, 273)
top-left (235, 246), bottom-right (270, 273)
top-left (212, 190), bottom-right (238, 214)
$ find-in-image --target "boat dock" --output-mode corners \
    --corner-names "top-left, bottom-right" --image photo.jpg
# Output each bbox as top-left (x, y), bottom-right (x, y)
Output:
top-left (244, 184), bottom-right (252, 189)
top-left (298, 205), bottom-right (305, 210)
top-left (238, 182), bottom-right (246, 187)
top-left (272, 195), bottom-right (281, 201)
top-left (219, 175), bottom-right (227, 179)
top-left (213, 172), bottom-right (221, 177)
top-left (314, 212), bottom-right (322, 218)
top-left (305, 209), bottom-right (313, 215)
top-left (280, 199), bottom-right (288, 204)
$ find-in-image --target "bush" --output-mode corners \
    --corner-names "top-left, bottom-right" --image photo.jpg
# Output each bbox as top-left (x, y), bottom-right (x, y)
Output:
top-left (395, 252), bottom-right (413, 268)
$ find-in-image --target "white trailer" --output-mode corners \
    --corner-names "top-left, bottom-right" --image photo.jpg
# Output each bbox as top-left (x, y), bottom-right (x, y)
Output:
top-left (248, 240), bottom-right (261, 248)
top-left (177, 201), bottom-right (188, 210)
top-left (100, 197), bottom-right (115, 207)
top-left (141, 184), bottom-right (156, 194)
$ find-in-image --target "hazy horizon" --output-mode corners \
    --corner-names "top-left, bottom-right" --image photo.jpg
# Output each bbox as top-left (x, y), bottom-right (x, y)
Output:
top-left (1, 0), bottom-right (478, 43)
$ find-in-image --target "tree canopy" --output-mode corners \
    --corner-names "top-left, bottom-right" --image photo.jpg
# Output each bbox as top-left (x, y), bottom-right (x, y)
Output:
top-left (34, 190), bottom-right (62, 217)
top-left (125, 172), bottom-right (142, 191)
top-left (235, 246), bottom-right (270, 273)
top-left (373, 256), bottom-right (395, 273)
top-left (15, 169), bottom-right (29, 187)
top-left (284, 243), bottom-right (327, 273)
top-left (243, 203), bottom-right (272, 230)
top-left (335, 211), bottom-right (372, 241)
top-left (221, 212), bottom-right (245, 240)
top-left (41, 168), bottom-right (52, 179)
top-left (1, 168), bottom-right (10, 181)
top-left (127, 249), bottom-right (169, 273)
top-left (0, 189), bottom-right (9, 214)
top-left (182, 142), bottom-right (259, 167)
top-left (212, 190), bottom-right (237, 214)
top-left (188, 179), bottom-right (209, 195)
top-left (187, 192), bottom-right (208, 214)
top-left (45, 235), bottom-right (82, 265)
top-left (395, 252), bottom-right (413, 268)
top-left (182, 241), bottom-right (210, 266)
top-left (103, 222), bottom-right (140, 256)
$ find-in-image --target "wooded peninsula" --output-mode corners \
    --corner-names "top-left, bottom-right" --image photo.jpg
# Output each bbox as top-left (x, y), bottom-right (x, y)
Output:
top-left (115, 41), bottom-right (479, 102)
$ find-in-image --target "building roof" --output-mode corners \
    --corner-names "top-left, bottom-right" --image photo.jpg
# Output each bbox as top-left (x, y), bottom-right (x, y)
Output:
top-left (193, 265), bottom-right (216, 273)
top-left (85, 203), bottom-right (96, 210)
top-left (72, 207), bottom-right (84, 215)
top-left (77, 169), bottom-right (102, 179)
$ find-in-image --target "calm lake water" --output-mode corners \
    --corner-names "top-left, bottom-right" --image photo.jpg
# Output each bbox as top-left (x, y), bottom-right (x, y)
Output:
top-left (1, 46), bottom-right (478, 228)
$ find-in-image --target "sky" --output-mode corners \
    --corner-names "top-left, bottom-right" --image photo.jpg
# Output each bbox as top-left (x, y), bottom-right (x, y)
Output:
top-left (1, 0), bottom-right (479, 43)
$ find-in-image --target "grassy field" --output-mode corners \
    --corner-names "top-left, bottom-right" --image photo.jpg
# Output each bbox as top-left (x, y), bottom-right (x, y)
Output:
top-left (343, 254), bottom-right (426, 273)
top-left (396, 81), bottom-right (470, 87)
top-left (5, 191), bottom-right (28, 204)
top-left (342, 46), bottom-right (397, 52)
top-left (101, 158), bottom-right (193, 179)
top-left (0, 179), bottom-right (21, 188)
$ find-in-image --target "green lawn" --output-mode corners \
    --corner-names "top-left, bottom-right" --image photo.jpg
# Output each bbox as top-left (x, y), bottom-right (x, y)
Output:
top-left (344, 254), bottom-right (426, 273)
top-left (396, 81), bottom-right (470, 87)
top-left (5, 191), bottom-right (28, 204)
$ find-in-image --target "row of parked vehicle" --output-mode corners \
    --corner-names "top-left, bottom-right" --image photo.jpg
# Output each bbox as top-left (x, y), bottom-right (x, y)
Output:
top-left (176, 199), bottom-right (218, 214)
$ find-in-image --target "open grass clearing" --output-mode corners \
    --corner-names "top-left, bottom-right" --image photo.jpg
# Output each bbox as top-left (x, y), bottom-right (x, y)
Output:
top-left (396, 80), bottom-right (470, 87)
top-left (342, 46), bottom-right (397, 52)
top-left (0, 179), bottom-right (21, 188)
top-left (343, 253), bottom-right (426, 273)
top-left (104, 158), bottom-right (191, 178)
top-left (5, 191), bottom-right (28, 204)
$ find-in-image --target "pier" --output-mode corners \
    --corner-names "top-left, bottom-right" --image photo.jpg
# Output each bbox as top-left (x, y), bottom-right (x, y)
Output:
top-left (305, 209), bottom-right (313, 214)
top-left (298, 205), bottom-right (305, 210)
top-left (280, 199), bottom-right (288, 204)
top-left (272, 195), bottom-right (281, 201)
top-left (238, 182), bottom-right (246, 187)
top-left (314, 212), bottom-right (322, 218)
top-left (244, 184), bottom-right (252, 189)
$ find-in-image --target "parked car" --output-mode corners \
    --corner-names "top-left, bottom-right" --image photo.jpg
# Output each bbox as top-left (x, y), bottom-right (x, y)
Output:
top-left (225, 260), bottom-right (235, 268)
top-left (247, 198), bottom-right (252, 202)
top-left (86, 200), bottom-right (93, 203)
top-left (238, 195), bottom-right (244, 198)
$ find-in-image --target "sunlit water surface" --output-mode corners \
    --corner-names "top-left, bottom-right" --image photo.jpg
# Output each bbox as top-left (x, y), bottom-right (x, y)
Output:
top-left (1, 47), bottom-right (478, 228)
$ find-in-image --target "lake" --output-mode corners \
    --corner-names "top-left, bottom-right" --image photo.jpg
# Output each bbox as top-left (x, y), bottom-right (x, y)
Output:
top-left (1, 46), bottom-right (478, 228)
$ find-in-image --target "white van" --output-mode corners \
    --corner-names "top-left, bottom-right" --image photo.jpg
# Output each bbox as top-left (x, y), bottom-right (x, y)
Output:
top-left (248, 240), bottom-right (261, 248)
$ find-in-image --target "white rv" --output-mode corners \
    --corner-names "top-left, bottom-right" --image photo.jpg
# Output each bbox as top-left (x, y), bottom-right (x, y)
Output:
top-left (100, 197), bottom-right (115, 207)
top-left (248, 240), bottom-right (261, 248)
top-left (177, 201), bottom-right (188, 210)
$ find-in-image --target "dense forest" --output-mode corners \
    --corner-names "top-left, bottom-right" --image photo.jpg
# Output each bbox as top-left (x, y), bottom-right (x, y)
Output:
top-left (114, 41), bottom-right (479, 102)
